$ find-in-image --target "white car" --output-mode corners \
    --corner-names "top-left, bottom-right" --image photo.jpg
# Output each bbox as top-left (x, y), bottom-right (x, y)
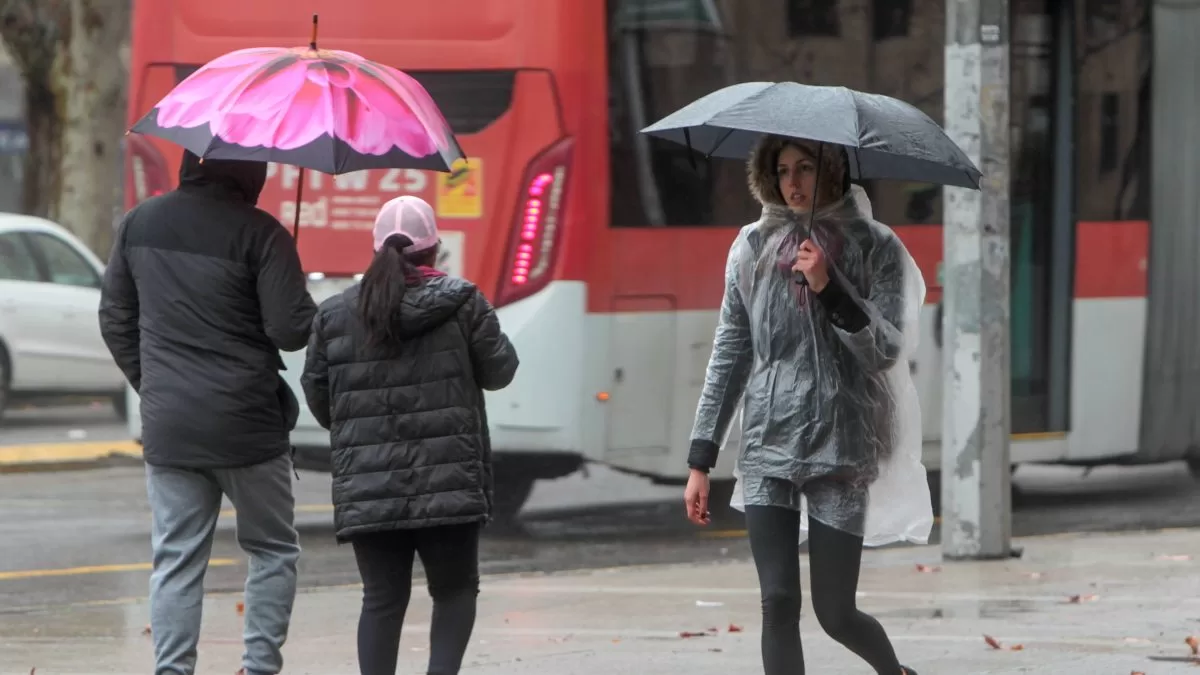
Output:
top-left (0, 214), bottom-right (126, 420)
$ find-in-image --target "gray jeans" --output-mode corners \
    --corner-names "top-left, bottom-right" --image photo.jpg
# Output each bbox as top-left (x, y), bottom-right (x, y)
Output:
top-left (145, 452), bottom-right (300, 675)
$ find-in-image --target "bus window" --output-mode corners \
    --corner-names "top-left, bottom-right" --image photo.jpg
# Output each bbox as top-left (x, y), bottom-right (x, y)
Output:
top-left (1074, 0), bottom-right (1151, 222)
top-left (606, 0), bottom-right (947, 229)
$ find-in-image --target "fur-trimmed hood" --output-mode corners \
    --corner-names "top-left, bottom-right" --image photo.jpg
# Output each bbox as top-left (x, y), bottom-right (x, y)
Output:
top-left (746, 135), bottom-right (851, 208)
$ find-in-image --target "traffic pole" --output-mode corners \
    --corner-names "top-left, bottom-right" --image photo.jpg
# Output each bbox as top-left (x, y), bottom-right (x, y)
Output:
top-left (940, 0), bottom-right (1013, 560)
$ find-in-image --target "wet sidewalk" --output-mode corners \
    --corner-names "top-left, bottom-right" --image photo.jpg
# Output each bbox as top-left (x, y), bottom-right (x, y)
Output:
top-left (4, 527), bottom-right (1199, 674)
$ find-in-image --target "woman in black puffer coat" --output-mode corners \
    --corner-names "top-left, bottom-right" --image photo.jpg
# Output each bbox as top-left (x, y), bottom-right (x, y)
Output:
top-left (301, 195), bottom-right (518, 675)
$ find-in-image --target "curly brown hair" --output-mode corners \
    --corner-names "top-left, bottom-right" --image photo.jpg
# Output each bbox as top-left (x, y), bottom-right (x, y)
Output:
top-left (747, 135), bottom-right (850, 209)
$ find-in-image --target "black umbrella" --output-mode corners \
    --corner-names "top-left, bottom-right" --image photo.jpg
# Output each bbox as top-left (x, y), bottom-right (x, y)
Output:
top-left (640, 81), bottom-right (982, 190)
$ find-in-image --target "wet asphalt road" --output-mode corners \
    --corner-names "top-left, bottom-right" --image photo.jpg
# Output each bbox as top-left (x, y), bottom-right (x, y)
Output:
top-left (3, 405), bottom-right (1200, 614)
top-left (0, 401), bottom-right (130, 446)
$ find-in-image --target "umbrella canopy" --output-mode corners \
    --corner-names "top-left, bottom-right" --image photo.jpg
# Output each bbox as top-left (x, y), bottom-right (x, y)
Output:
top-left (130, 45), bottom-right (464, 175)
top-left (640, 81), bottom-right (982, 190)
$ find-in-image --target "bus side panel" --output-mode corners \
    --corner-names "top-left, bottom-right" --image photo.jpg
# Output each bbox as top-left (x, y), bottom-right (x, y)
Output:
top-left (1065, 220), bottom-right (1149, 461)
top-left (596, 217), bottom-right (1151, 484)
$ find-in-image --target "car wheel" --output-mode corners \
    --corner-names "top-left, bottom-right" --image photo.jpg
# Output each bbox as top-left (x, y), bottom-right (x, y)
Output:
top-left (1187, 450), bottom-right (1200, 482)
top-left (112, 392), bottom-right (128, 421)
top-left (0, 344), bottom-right (10, 422)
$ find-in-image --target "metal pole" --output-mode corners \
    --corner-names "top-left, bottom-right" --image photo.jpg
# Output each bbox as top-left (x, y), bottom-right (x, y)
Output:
top-left (941, 0), bottom-right (1013, 560)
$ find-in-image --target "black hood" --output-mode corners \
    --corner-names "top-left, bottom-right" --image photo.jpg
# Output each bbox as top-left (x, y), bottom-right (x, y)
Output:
top-left (178, 150), bottom-right (268, 206)
top-left (395, 276), bottom-right (476, 338)
top-left (344, 275), bottom-right (475, 339)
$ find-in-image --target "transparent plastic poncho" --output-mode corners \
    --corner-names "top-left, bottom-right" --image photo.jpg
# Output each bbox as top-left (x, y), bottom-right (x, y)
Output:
top-left (692, 185), bottom-right (933, 547)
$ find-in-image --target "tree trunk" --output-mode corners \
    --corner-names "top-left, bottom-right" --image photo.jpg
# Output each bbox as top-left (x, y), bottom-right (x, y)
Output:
top-left (20, 77), bottom-right (64, 222)
top-left (58, 0), bottom-right (129, 259)
top-left (0, 0), bottom-right (128, 260)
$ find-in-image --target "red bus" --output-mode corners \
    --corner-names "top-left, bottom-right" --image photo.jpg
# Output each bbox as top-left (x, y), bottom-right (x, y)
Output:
top-left (125, 0), bottom-right (1198, 519)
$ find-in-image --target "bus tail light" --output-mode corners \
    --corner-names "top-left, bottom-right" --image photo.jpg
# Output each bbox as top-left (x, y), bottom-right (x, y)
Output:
top-left (494, 137), bottom-right (574, 308)
top-left (125, 135), bottom-right (173, 208)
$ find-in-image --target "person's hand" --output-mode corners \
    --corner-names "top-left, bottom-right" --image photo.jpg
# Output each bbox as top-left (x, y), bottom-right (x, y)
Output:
top-left (792, 239), bottom-right (829, 292)
top-left (684, 469), bottom-right (711, 525)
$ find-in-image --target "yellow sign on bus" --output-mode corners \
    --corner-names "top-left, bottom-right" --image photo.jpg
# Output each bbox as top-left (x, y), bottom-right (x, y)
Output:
top-left (436, 158), bottom-right (482, 219)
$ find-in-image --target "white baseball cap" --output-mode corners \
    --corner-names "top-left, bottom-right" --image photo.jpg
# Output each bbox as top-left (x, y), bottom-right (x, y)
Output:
top-left (372, 195), bottom-right (439, 253)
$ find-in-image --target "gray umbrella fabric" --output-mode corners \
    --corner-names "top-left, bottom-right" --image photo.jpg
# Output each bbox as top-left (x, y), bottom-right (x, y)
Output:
top-left (639, 81), bottom-right (982, 190)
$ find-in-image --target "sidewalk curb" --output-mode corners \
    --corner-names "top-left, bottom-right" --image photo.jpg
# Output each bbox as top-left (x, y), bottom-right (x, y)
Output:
top-left (0, 440), bottom-right (143, 473)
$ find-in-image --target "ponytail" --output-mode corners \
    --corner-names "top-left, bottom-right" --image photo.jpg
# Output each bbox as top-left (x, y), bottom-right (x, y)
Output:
top-left (358, 234), bottom-right (418, 349)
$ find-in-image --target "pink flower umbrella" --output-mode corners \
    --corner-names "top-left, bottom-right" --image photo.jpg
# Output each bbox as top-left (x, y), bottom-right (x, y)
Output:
top-left (129, 15), bottom-right (465, 237)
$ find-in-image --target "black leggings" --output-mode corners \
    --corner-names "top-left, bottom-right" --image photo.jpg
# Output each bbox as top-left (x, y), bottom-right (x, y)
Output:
top-left (350, 523), bottom-right (481, 675)
top-left (745, 505), bottom-right (901, 675)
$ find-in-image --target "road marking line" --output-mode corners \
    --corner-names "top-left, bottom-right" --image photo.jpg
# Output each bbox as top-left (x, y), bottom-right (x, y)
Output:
top-left (699, 529), bottom-right (747, 538)
top-left (0, 558), bottom-right (237, 581)
top-left (219, 504), bottom-right (333, 518)
top-left (698, 517), bottom-right (944, 538)
top-left (382, 623), bottom-right (1178, 651)
top-left (0, 440), bottom-right (142, 466)
top-left (480, 583), bottom-right (1200, 605)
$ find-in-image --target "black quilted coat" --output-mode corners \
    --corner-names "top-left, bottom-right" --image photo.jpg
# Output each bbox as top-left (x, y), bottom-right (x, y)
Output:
top-left (300, 274), bottom-right (518, 541)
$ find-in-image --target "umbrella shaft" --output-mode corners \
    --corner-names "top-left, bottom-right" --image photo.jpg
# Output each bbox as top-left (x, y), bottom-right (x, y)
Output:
top-left (293, 168), bottom-right (305, 242)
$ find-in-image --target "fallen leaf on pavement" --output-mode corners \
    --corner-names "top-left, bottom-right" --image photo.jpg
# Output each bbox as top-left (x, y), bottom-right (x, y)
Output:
top-left (728, 623), bottom-right (743, 633)
top-left (236, 601), bottom-right (245, 616)
top-left (915, 564), bottom-right (941, 573)
top-left (1066, 594), bottom-right (1099, 604)
top-left (983, 634), bottom-right (1023, 651)
top-left (709, 647), bottom-right (723, 652)
top-left (1131, 671), bottom-right (1146, 675)
top-left (679, 631), bottom-right (711, 638)
top-left (1186, 635), bottom-right (1199, 655)
top-left (141, 624), bottom-right (151, 636)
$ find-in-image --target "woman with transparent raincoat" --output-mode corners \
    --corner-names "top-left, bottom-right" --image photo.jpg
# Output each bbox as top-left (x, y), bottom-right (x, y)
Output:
top-left (683, 135), bottom-right (933, 675)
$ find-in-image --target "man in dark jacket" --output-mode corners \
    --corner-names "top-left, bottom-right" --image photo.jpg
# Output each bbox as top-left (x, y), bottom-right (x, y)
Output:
top-left (99, 151), bottom-right (316, 675)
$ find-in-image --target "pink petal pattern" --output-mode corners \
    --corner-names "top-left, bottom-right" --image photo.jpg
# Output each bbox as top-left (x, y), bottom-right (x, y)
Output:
top-left (151, 47), bottom-right (453, 158)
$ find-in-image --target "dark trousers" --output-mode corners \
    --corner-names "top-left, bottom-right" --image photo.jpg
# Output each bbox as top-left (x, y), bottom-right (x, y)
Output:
top-left (350, 523), bottom-right (481, 675)
top-left (745, 505), bottom-right (902, 675)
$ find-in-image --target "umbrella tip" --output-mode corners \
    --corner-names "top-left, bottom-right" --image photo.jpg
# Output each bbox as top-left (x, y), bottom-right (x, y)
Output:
top-left (310, 14), bottom-right (318, 50)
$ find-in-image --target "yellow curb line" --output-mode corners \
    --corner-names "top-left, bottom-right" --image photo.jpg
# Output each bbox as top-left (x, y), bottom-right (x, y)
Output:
top-left (0, 440), bottom-right (143, 466)
top-left (0, 558), bottom-right (237, 582)
top-left (219, 504), bottom-right (334, 518)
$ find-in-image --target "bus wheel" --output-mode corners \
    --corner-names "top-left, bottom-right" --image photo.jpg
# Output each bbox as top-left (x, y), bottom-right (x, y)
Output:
top-left (927, 470), bottom-right (942, 516)
top-left (488, 454), bottom-right (584, 530)
top-left (491, 467), bottom-right (536, 528)
top-left (0, 344), bottom-right (9, 423)
top-left (705, 479), bottom-right (741, 525)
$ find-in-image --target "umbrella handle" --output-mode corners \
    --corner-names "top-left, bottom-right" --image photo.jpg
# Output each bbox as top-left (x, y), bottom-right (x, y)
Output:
top-left (293, 168), bottom-right (304, 242)
top-left (791, 143), bottom-right (824, 291)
